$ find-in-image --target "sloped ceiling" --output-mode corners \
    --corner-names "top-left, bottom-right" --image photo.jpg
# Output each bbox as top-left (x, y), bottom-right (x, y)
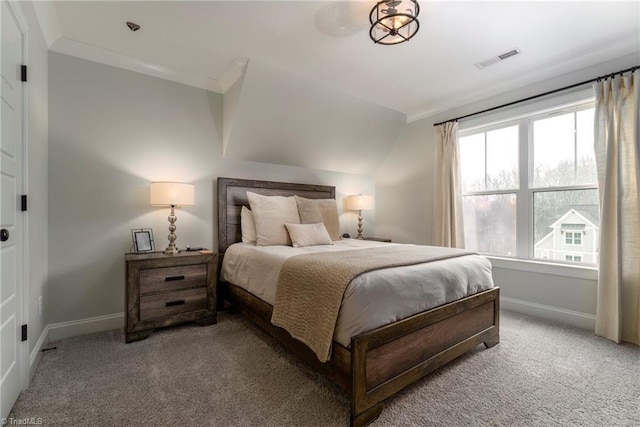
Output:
top-left (223, 60), bottom-right (405, 175)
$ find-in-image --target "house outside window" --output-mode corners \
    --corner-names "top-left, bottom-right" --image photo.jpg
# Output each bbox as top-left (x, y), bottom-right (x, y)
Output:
top-left (459, 96), bottom-right (599, 265)
top-left (535, 210), bottom-right (597, 262)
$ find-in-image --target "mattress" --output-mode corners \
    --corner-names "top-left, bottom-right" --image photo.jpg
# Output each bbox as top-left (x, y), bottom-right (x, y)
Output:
top-left (220, 239), bottom-right (494, 347)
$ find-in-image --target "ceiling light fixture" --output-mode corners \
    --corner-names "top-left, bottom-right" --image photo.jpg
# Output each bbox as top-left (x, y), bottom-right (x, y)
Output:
top-left (369, 0), bottom-right (420, 45)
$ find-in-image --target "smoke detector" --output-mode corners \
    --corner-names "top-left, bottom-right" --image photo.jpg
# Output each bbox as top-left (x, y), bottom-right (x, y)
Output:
top-left (474, 48), bottom-right (521, 69)
top-left (126, 22), bottom-right (141, 32)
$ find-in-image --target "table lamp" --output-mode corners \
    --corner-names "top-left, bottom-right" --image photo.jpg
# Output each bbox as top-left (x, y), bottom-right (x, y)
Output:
top-left (150, 182), bottom-right (195, 254)
top-left (346, 194), bottom-right (373, 239)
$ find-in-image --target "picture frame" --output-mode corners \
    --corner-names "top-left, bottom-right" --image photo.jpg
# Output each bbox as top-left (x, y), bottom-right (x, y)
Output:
top-left (131, 228), bottom-right (155, 253)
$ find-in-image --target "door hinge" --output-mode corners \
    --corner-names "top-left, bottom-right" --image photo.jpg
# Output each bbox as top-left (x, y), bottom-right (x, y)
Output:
top-left (21, 65), bottom-right (27, 82)
top-left (21, 195), bottom-right (27, 212)
top-left (21, 324), bottom-right (27, 341)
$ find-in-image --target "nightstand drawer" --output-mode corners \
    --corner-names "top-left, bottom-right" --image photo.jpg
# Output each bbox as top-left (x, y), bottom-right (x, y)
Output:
top-left (140, 264), bottom-right (207, 294)
top-left (139, 287), bottom-right (208, 321)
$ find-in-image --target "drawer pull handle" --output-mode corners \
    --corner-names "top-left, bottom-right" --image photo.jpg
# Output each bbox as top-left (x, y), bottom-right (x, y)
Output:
top-left (165, 300), bottom-right (185, 307)
top-left (165, 275), bottom-right (185, 282)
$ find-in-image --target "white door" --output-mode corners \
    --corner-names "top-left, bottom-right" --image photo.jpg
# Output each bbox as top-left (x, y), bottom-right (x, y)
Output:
top-left (1, 0), bottom-right (25, 419)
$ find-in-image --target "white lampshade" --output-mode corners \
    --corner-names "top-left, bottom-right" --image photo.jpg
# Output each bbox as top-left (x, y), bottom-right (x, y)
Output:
top-left (346, 195), bottom-right (374, 211)
top-left (150, 182), bottom-right (195, 207)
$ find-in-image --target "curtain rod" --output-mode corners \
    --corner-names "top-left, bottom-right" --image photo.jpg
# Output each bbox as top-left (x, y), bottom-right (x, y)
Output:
top-left (433, 64), bottom-right (640, 127)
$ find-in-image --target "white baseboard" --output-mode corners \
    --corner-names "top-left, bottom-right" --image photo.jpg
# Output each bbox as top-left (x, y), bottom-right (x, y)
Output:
top-left (501, 296), bottom-right (596, 330)
top-left (26, 313), bottom-right (123, 384)
top-left (29, 326), bottom-right (49, 380)
top-left (48, 312), bottom-right (124, 342)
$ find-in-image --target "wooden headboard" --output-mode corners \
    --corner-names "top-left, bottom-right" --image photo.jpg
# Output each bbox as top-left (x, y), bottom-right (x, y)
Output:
top-left (217, 177), bottom-right (336, 253)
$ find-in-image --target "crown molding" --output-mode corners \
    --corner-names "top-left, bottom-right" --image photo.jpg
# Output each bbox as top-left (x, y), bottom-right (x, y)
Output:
top-left (50, 37), bottom-right (225, 93)
top-left (219, 59), bottom-right (249, 93)
top-left (32, 1), bottom-right (61, 48)
top-left (31, 1), bottom-right (244, 93)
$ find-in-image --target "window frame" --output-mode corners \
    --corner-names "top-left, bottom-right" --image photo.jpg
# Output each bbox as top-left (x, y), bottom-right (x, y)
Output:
top-left (565, 254), bottom-right (583, 262)
top-left (458, 93), bottom-right (597, 266)
top-left (565, 231), bottom-right (583, 246)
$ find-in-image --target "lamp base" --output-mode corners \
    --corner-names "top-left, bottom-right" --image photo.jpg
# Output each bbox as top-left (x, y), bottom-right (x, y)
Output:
top-left (356, 210), bottom-right (364, 239)
top-left (164, 205), bottom-right (179, 255)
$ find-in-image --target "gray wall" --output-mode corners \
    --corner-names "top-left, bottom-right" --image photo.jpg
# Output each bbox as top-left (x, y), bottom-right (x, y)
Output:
top-left (48, 52), bottom-right (374, 324)
top-left (18, 2), bottom-right (49, 358)
top-left (223, 60), bottom-right (406, 175)
top-left (375, 53), bottom-right (639, 325)
top-left (375, 118), bottom-right (433, 245)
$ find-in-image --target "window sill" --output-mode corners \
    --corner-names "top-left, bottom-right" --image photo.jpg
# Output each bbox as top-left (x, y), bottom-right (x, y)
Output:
top-left (486, 256), bottom-right (598, 280)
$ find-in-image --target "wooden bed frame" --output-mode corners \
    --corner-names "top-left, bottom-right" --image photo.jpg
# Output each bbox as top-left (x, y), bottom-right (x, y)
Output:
top-left (217, 177), bottom-right (500, 427)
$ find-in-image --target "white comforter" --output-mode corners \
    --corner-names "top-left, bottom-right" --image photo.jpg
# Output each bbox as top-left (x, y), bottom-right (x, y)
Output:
top-left (220, 239), bottom-right (494, 347)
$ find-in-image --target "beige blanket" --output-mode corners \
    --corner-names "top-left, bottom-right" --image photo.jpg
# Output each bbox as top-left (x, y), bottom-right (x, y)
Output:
top-left (270, 245), bottom-right (473, 362)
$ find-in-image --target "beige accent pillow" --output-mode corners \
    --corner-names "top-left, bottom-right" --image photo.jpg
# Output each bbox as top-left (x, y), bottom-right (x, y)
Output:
top-left (285, 223), bottom-right (332, 248)
top-left (247, 192), bottom-right (300, 246)
top-left (295, 196), bottom-right (341, 241)
top-left (240, 206), bottom-right (257, 243)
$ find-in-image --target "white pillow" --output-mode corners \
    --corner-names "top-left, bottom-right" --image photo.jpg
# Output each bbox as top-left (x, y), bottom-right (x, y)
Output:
top-left (240, 206), bottom-right (256, 243)
top-left (295, 196), bottom-right (341, 241)
top-left (284, 223), bottom-right (332, 248)
top-left (247, 192), bottom-right (300, 246)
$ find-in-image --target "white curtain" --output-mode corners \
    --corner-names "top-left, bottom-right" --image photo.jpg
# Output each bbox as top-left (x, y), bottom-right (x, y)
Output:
top-left (433, 121), bottom-right (465, 248)
top-left (593, 69), bottom-right (640, 345)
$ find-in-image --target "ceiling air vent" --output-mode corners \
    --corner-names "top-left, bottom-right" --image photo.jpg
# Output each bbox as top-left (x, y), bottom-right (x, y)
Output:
top-left (475, 48), bottom-right (521, 69)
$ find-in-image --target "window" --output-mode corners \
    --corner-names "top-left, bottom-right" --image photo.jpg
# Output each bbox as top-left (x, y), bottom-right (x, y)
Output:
top-left (459, 126), bottom-right (518, 256)
top-left (565, 231), bottom-right (582, 246)
top-left (459, 100), bottom-right (599, 265)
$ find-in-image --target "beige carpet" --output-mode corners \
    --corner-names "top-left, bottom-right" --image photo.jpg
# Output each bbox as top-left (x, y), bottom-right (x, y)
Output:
top-left (11, 310), bottom-right (640, 426)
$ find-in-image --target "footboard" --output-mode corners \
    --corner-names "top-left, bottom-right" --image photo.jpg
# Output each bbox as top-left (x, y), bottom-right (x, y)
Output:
top-left (350, 287), bottom-right (500, 427)
top-left (223, 280), bottom-right (499, 427)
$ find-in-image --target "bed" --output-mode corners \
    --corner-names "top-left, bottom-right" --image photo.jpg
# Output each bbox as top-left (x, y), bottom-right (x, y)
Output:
top-left (217, 177), bottom-right (500, 427)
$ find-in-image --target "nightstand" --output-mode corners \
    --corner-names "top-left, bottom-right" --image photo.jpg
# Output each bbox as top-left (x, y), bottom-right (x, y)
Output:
top-left (364, 237), bottom-right (392, 243)
top-left (125, 251), bottom-right (217, 343)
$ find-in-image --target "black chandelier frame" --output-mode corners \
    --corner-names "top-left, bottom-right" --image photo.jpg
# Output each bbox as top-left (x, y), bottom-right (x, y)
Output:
top-left (369, 0), bottom-right (420, 45)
